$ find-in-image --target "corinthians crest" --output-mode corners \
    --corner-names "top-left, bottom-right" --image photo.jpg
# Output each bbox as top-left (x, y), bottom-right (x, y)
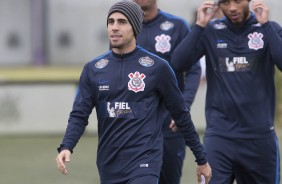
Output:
top-left (155, 34), bottom-right (171, 53)
top-left (128, 71), bottom-right (146, 93)
top-left (248, 32), bottom-right (264, 50)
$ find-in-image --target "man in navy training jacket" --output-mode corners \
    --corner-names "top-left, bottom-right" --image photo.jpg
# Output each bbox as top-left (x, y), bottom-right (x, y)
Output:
top-left (133, 0), bottom-right (202, 183)
top-left (55, 1), bottom-right (212, 184)
top-left (171, 0), bottom-right (282, 183)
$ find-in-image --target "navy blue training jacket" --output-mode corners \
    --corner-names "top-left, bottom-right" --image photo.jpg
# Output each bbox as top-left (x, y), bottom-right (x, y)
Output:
top-left (137, 10), bottom-right (201, 138)
top-left (172, 14), bottom-right (282, 139)
top-left (58, 46), bottom-right (206, 183)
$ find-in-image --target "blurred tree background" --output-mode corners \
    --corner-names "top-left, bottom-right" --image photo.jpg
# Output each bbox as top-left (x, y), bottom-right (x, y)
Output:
top-left (276, 68), bottom-right (282, 127)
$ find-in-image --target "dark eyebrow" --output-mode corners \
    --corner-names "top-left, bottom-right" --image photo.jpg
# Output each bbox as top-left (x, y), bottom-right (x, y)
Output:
top-left (108, 18), bottom-right (129, 23)
top-left (218, 0), bottom-right (228, 4)
top-left (116, 18), bottom-right (128, 22)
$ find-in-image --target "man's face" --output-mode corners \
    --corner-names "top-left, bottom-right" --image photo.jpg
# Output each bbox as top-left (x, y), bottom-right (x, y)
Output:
top-left (107, 12), bottom-right (135, 51)
top-left (133, 0), bottom-right (156, 11)
top-left (219, 0), bottom-right (250, 26)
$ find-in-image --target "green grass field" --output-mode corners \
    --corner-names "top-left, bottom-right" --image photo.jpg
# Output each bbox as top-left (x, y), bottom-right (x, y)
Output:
top-left (1, 129), bottom-right (282, 184)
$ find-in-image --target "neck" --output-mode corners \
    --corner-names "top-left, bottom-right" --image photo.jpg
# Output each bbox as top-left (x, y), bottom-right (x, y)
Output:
top-left (112, 40), bottom-right (137, 55)
top-left (143, 4), bottom-right (158, 22)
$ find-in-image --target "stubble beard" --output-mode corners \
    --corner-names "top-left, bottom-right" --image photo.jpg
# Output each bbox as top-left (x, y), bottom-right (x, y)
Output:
top-left (110, 42), bottom-right (123, 50)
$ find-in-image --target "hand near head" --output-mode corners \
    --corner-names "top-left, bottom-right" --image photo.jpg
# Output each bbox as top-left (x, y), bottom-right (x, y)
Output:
top-left (56, 149), bottom-right (71, 175)
top-left (251, 0), bottom-right (269, 24)
top-left (197, 162), bottom-right (212, 184)
top-left (196, 1), bottom-right (219, 27)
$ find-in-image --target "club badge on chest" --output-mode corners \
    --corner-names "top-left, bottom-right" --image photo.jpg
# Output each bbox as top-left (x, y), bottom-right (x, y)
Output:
top-left (128, 71), bottom-right (146, 93)
top-left (155, 34), bottom-right (171, 53)
top-left (248, 32), bottom-right (264, 50)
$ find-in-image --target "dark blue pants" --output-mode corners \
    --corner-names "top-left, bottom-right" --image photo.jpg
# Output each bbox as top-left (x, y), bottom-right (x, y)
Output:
top-left (111, 175), bottom-right (159, 184)
top-left (204, 135), bottom-right (280, 184)
top-left (128, 175), bottom-right (159, 184)
top-left (159, 137), bottom-right (186, 184)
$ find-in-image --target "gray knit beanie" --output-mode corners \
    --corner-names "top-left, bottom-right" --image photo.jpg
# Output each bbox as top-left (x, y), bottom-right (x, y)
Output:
top-left (107, 1), bottom-right (144, 37)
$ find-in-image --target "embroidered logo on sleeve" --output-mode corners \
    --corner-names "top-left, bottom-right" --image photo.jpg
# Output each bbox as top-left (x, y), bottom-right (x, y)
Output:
top-left (160, 21), bottom-right (174, 31)
top-left (248, 32), bottom-right (264, 50)
top-left (139, 56), bottom-right (154, 67)
top-left (128, 71), bottom-right (146, 93)
top-left (155, 34), bottom-right (171, 53)
top-left (213, 22), bottom-right (227, 29)
top-left (95, 59), bottom-right (109, 69)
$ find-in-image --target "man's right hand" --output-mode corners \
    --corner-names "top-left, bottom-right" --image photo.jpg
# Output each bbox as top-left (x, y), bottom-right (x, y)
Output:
top-left (196, 1), bottom-right (219, 27)
top-left (56, 149), bottom-right (71, 175)
top-left (196, 162), bottom-right (212, 184)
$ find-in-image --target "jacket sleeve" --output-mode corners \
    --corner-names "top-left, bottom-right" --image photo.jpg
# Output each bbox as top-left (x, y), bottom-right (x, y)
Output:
top-left (57, 64), bottom-right (95, 153)
top-left (263, 21), bottom-right (282, 71)
top-left (157, 61), bottom-right (207, 165)
top-left (171, 24), bottom-right (206, 71)
top-left (182, 61), bottom-right (201, 110)
top-left (176, 20), bottom-right (202, 110)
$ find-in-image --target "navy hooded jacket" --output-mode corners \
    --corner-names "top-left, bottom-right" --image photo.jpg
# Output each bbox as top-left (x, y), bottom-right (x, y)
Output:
top-left (58, 46), bottom-right (206, 183)
top-left (172, 14), bottom-right (282, 139)
top-left (137, 10), bottom-right (201, 138)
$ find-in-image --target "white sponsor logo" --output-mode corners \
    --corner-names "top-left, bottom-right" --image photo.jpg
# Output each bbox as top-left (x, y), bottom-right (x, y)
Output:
top-left (98, 85), bottom-right (109, 91)
top-left (140, 164), bottom-right (149, 168)
top-left (107, 102), bottom-right (132, 117)
top-left (225, 57), bottom-right (249, 72)
top-left (217, 43), bottom-right (227, 48)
